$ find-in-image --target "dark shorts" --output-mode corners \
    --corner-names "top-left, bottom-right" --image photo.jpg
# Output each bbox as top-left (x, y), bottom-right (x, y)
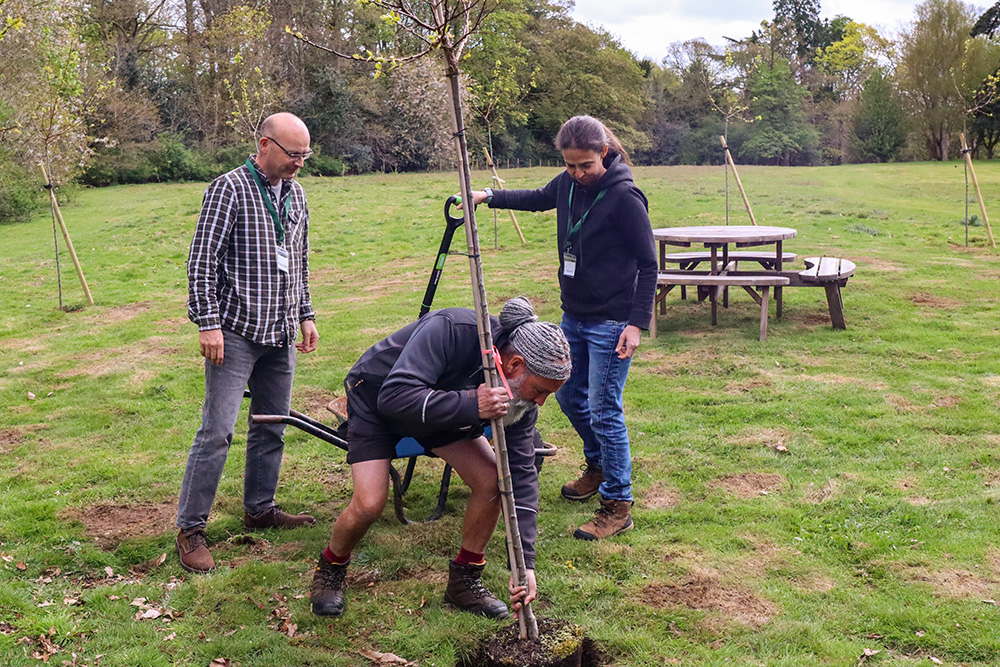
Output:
top-left (343, 379), bottom-right (484, 464)
top-left (345, 416), bottom-right (485, 464)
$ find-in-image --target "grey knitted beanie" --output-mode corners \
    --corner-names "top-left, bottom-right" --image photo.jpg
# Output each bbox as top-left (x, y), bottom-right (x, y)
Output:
top-left (499, 297), bottom-right (572, 381)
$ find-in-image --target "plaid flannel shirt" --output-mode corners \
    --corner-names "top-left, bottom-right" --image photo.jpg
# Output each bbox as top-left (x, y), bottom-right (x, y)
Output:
top-left (187, 157), bottom-right (314, 346)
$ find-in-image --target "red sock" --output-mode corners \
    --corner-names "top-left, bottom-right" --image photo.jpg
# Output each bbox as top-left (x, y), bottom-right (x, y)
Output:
top-left (455, 547), bottom-right (485, 566)
top-left (322, 546), bottom-right (350, 565)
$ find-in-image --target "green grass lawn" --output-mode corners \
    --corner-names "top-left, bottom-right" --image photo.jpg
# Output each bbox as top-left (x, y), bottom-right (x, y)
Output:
top-left (2, 161), bottom-right (1000, 666)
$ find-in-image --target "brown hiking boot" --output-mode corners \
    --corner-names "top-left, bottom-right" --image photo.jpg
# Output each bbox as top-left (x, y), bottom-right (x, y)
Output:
top-left (243, 505), bottom-right (316, 530)
top-left (574, 498), bottom-right (634, 541)
top-left (561, 462), bottom-right (604, 501)
top-left (443, 561), bottom-right (509, 619)
top-left (310, 558), bottom-right (348, 617)
top-left (176, 528), bottom-right (216, 573)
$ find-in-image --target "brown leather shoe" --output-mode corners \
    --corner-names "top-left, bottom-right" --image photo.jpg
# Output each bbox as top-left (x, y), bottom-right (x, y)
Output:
top-left (243, 505), bottom-right (316, 530)
top-left (176, 528), bottom-right (216, 573)
top-left (443, 561), bottom-right (509, 619)
top-left (560, 461), bottom-right (604, 501)
top-left (574, 498), bottom-right (634, 541)
top-left (311, 558), bottom-right (348, 617)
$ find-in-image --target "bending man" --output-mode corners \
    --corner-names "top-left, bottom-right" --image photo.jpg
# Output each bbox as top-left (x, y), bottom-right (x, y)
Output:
top-left (311, 297), bottom-right (571, 619)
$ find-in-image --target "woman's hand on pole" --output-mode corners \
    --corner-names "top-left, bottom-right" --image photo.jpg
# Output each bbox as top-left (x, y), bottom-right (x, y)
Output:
top-left (616, 325), bottom-right (641, 360)
top-left (509, 568), bottom-right (537, 619)
top-left (456, 191), bottom-right (488, 210)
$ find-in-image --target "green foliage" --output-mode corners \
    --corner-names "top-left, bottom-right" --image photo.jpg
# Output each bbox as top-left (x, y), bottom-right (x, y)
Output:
top-left (79, 136), bottom-right (253, 187)
top-left (739, 59), bottom-right (819, 165)
top-left (0, 146), bottom-right (39, 222)
top-left (852, 68), bottom-right (907, 163)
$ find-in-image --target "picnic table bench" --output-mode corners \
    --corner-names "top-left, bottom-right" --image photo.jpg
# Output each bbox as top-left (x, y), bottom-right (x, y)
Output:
top-left (652, 272), bottom-right (790, 341)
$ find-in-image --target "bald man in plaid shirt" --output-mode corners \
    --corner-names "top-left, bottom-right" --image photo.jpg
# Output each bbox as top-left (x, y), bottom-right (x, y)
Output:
top-left (175, 112), bottom-right (320, 573)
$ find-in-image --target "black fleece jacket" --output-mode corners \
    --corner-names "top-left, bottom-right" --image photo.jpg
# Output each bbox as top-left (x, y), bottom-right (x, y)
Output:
top-left (490, 153), bottom-right (657, 329)
top-left (343, 308), bottom-right (541, 569)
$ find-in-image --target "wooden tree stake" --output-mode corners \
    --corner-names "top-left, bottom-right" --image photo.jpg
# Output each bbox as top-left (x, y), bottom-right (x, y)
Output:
top-left (446, 67), bottom-right (537, 640)
top-left (482, 147), bottom-right (526, 244)
top-left (960, 133), bottom-right (996, 248)
top-left (39, 163), bottom-right (94, 305)
top-left (720, 136), bottom-right (757, 226)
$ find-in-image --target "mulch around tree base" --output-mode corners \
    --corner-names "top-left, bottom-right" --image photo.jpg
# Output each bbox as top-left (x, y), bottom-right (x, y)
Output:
top-left (460, 617), bottom-right (607, 667)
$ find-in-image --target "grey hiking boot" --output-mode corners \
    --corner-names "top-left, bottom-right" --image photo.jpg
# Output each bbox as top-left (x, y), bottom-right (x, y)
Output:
top-left (561, 461), bottom-right (604, 501)
top-left (310, 558), bottom-right (348, 617)
top-left (443, 561), bottom-right (509, 619)
top-left (574, 498), bottom-right (634, 541)
top-left (176, 528), bottom-right (216, 573)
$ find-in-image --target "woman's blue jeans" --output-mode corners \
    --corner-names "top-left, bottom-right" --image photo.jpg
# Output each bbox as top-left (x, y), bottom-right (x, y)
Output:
top-left (556, 314), bottom-right (633, 502)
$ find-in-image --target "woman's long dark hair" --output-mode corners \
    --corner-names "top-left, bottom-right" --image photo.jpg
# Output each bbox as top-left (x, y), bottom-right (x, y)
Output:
top-left (554, 115), bottom-right (631, 166)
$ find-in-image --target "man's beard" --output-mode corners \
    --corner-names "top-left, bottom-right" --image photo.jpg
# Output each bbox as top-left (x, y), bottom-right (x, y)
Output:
top-left (502, 373), bottom-right (536, 427)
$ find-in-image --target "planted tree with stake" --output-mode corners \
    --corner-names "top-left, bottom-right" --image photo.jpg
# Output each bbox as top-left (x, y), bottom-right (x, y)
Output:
top-left (291, 0), bottom-right (542, 641)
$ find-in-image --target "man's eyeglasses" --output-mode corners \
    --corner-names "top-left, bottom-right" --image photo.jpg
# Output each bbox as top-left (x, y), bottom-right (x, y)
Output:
top-left (264, 136), bottom-right (314, 161)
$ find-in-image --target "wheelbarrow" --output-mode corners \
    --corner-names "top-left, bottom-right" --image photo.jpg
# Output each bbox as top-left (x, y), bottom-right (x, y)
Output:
top-left (250, 196), bottom-right (557, 524)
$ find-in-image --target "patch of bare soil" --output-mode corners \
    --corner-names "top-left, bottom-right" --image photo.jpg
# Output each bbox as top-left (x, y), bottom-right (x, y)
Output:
top-left (460, 618), bottom-right (601, 667)
top-left (643, 484), bottom-right (680, 510)
top-left (789, 311), bottom-right (837, 328)
top-left (905, 496), bottom-right (932, 506)
top-left (84, 300), bottom-right (152, 324)
top-left (982, 468), bottom-right (1000, 488)
top-left (898, 566), bottom-right (1000, 599)
top-left (65, 501), bottom-right (176, 548)
top-left (0, 337), bottom-right (47, 354)
top-left (724, 378), bottom-right (773, 394)
top-left (803, 479), bottom-right (841, 504)
top-left (985, 548), bottom-right (1000, 578)
top-left (645, 347), bottom-right (724, 376)
top-left (711, 473), bottom-right (786, 499)
top-left (930, 395), bottom-right (960, 409)
top-left (895, 477), bottom-right (919, 491)
top-left (56, 336), bottom-right (182, 379)
top-left (909, 292), bottom-right (960, 309)
top-left (0, 427), bottom-right (25, 453)
top-left (885, 394), bottom-right (916, 413)
top-left (638, 570), bottom-right (777, 629)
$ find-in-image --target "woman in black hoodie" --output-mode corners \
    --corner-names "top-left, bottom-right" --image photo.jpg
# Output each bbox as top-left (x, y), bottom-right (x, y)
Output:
top-left (467, 115), bottom-right (657, 540)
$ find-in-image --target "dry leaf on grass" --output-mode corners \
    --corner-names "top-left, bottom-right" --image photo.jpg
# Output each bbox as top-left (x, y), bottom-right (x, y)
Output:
top-left (855, 647), bottom-right (880, 667)
top-left (209, 659), bottom-right (232, 667)
top-left (358, 649), bottom-right (418, 665)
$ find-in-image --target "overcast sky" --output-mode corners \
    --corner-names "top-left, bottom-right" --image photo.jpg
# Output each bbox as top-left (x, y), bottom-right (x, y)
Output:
top-left (569, 0), bottom-right (961, 62)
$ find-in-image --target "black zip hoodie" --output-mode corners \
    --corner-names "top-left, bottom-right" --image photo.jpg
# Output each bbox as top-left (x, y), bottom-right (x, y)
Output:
top-left (343, 308), bottom-right (541, 569)
top-left (490, 153), bottom-right (657, 328)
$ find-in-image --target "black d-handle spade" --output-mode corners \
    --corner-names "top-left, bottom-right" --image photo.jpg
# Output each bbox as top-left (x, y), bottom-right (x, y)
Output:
top-left (419, 196), bottom-right (467, 318)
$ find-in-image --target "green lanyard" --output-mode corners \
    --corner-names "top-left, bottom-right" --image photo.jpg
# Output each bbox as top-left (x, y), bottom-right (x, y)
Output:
top-left (245, 158), bottom-right (290, 245)
top-left (565, 182), bottom-right (607, 251)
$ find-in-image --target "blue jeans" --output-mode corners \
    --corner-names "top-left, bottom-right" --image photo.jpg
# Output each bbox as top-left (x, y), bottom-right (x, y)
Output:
top-left (176, 328), bottom-right (296, 530)
top-left (555, 314), bottom-right (633, 502)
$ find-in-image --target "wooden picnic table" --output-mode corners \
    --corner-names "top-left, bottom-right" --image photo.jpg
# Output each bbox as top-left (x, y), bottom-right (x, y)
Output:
top-left (651, 225), bottom-right (798, 340)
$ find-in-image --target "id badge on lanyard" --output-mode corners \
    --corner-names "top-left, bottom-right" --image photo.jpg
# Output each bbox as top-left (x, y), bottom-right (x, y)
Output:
top-left (563, 252), bottom-right (577, 278)
top-left (276, 246), bottom-right (289, 273)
